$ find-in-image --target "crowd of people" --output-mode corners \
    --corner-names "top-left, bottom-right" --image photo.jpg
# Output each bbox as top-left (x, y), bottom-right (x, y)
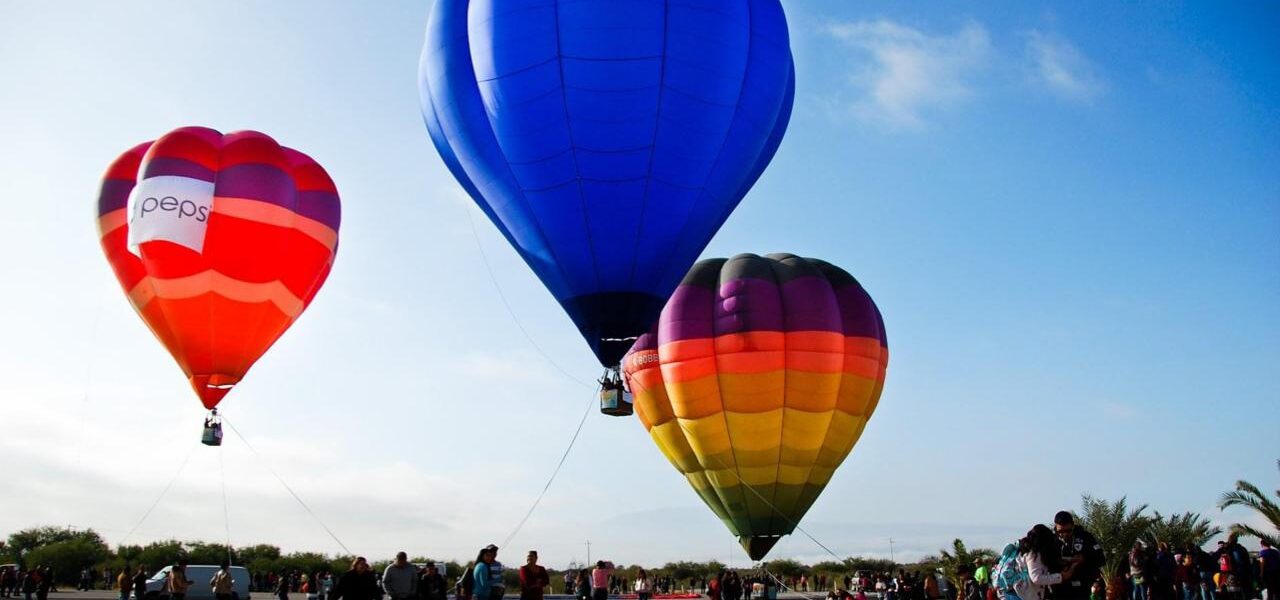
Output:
top-left (0, 566), bottom-right (54, 600)
top-left (800, 512), bottom-right (1278, 600)
top-left (6, 514), bottom-right (1278, 600)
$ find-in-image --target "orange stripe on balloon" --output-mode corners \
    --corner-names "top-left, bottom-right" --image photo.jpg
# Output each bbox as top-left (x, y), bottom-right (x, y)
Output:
top-left (712, 331), bottom-right (784, 354)
top-left (213, 196), bottom-right (338, 252)
top-left (662, 332), bottom-right (846, 375)
top-left (845, 336), bottom-right (884, 356)
top-left (658, 338), bottom-right (714, 364)
top-left (659, 353), bottom-right (719, 382)
top-left (128, 271), bottom-right (304, 318)
top-left (843, 354), bottom-right (883, 380)
top-left (97, 209), bottom-right (128, 238)
top-left (715, 349), bottom-right (783, 375)
top-left (785, 331), bottom-right (845, 352)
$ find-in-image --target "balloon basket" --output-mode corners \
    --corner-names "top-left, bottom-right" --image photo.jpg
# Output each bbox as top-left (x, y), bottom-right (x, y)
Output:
top-left (201, 409), bottom-right (223, 447)
top-left (599, 367), bottom-right (633, 416)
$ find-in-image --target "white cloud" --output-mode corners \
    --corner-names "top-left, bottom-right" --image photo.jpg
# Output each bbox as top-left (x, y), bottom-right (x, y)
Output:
top-left (825, 19), bottom-right (992, 129)
top-left (1100, 401), bottom-right (1138, 418)
top-left (1025, 30), bottom-right (1105, 102)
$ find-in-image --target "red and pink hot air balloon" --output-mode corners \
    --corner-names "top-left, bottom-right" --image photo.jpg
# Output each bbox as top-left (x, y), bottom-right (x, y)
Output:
top-left (96, 126), bottom-right (340, 436)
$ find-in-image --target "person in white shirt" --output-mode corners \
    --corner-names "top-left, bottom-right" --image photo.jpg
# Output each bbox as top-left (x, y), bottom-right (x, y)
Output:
top-left (1016, 525), bottom-right (1082, 600)
top-left (634, 569), bottom-right (652, 600)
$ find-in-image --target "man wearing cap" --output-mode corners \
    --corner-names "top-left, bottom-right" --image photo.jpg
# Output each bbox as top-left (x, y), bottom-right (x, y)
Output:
top-left (473, 546), bottom-right (505, 600)
top-left (383, 553), bottom-right (418, 600)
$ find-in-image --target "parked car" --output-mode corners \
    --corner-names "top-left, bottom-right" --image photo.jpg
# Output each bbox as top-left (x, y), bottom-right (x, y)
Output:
top-left (144, 565), bottom-right (251, 600)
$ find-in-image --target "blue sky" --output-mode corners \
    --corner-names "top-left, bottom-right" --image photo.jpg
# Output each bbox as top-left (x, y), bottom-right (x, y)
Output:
top-left (0, 2), bottom-right (1276, 568)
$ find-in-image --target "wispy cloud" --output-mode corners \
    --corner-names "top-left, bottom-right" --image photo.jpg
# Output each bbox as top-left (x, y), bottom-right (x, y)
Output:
top-left (1100, 401), bottom-right (1138, 418)
top-left (1025, 30), bottom-right (1106, 102)
top-left (825, 19), bottom-right (992, 129)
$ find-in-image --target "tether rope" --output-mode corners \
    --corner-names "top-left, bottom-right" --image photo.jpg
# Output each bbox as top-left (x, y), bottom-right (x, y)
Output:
top-left (457, 195), bottom-right (596, 390)
top-left (119, 441), bottom-right (200, 545)
top-left (764, 567), bottom-right (825, 600)
top-left (501, 387), bottom-right (597, 548)
top-left (221, 415), bottom-right (353, 556)
top-left (220, 448), bottom-right (233, 564)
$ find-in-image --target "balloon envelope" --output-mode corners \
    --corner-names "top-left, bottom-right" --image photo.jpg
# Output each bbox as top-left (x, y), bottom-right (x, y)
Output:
top-left (96, 126), bottom-right (341, 409)
top-left (623, 253), bottom-right (888, 560)
top-left (420, 0), bottom-right (796, 366)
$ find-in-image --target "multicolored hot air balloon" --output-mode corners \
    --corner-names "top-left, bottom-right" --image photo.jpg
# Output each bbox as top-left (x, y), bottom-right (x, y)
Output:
top-left (623, 253), bottom-right (888, 560)
top-left (96, 126), bottom-right (341, 414)
top-left (419, 0), bottom-right (796, 368)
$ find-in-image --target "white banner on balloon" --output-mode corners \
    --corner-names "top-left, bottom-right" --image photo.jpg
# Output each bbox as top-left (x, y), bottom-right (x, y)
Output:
top-left (126, 175), bottom-right (215, 256)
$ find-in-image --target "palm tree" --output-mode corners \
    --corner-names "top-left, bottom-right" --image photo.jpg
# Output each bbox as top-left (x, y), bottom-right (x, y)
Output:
top-left (1217, 459), bottom-right (1280, 547)
top-left (1077, 495), bottom-right (1153, 600)
top-left (937, 539), bottom-right (996, 595)
top-left (1144, 511), bottom-right (1222, 549)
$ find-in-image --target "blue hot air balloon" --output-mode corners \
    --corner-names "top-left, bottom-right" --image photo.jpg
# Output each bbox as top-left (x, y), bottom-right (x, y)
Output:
top-left (419, 0), bottom-right (795, 368)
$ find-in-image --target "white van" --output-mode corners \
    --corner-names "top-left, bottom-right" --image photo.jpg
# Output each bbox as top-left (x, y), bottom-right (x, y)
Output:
top-left (144, 565), bottom-right (251, 600)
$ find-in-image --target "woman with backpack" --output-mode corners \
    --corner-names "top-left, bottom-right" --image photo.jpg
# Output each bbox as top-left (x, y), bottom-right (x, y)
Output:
top-left (996, 525), bottom-right (1082, 600)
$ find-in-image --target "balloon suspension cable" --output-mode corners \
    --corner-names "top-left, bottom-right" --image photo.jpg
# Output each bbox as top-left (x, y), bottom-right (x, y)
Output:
top-left (219, 448), bottom-right (232, 565)
top-left (457, 196), bottom-right (595, 390)
top-left (626, 375), bottom-right (847, 564)
top-left (119, 441), bottom-right (201, 546)
top-left (598, 366), bottom-right (624, 389)
top-left (501, 386), bottom-right (597, 548)
top-left (220, 416), bottom-right (354, 556)
top-left (763, 567), bottom-right (824, 600)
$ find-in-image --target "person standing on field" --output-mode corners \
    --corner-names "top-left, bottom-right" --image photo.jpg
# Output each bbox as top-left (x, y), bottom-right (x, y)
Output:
top-left (169, 560), bottom-right (192, 600)
top-left (591, 562), bottom-right (614, 600)
top-left (1051, 511), bottom-right (1105, 600)
top-left (133, 566), bottom-right (149, 600)
top-left (211, 561), bottom-right (235, 600)
top-left (117, 565), bottom-right (133, 600)
top-left (518, 552), bottom-right (548, 600)
top-left (383, 553), bottom-right (418, 600)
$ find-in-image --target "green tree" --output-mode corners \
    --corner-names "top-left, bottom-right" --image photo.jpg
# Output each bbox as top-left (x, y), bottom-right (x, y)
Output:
top-left (764, 559), bottom-right (806, 579)
top-left (7, 526), bottom-right (87, 565)
top-left (1077, 495), bottom-right (1153, 600)
top-left (1144, 512), bottom-right (1222, 549)
top-left (843, 557), bottom-right (897, 574)
top-left (937, 539), bottom-right (996, 594)
top-left (237, 544), bottom-right (284, 574)
top-left (448, 557), bottom-right (473, 585)
top-left (810, 560), bottom-right (845, 584)
top-left (659, 561), bottom-right (705, 582)
top-left (280, 551), bottom-right (337, 575)
top-left (322, 557), bottom-right (351, 576)
top-left (117, 545), bottom-right (144, 564)
top-left (26, 536), bottom-right (111, 584)
top-left (238, 544), bottom-right (281, 564)
top-left (137, 540), bottom-right (186, 573)
top-left (185, 542), bottom-right (232, 565)
top-left (1217, 459), bottom-right (1280, 547)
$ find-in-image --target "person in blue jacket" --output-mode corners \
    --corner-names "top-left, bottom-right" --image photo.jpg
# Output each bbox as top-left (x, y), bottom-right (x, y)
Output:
top-left (473, 546), bottom-right (504, 600)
